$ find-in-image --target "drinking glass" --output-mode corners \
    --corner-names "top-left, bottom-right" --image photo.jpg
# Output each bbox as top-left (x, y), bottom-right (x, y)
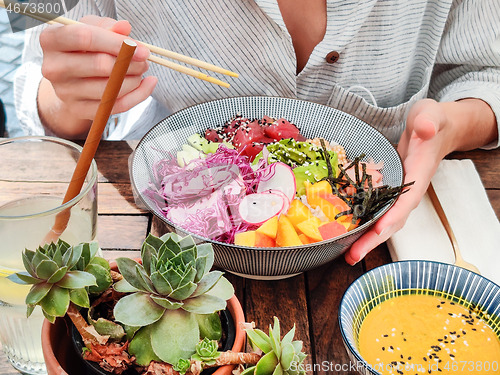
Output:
top-left (0, 136), bottom-right (98, 375)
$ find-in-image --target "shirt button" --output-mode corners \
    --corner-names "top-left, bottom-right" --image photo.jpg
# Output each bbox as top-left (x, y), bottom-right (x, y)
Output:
top-left (325, 51), bottom-right (340, 64)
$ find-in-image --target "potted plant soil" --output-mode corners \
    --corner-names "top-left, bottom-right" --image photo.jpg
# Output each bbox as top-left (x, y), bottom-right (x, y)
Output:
top-left (10, 234), bottom-right (307, 375)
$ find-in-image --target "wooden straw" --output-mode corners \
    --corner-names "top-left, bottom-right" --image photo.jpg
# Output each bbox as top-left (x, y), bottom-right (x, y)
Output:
top-left (0, 0), bottom-right (237, 86)
top-left (44, 39), bottom-right (137, 244)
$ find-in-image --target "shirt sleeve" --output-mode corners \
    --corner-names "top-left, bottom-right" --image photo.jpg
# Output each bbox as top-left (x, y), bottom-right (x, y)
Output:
top-left (13, 0), bottom-right (116, 136)
top-left (429, 0), bottom-right (500, 149)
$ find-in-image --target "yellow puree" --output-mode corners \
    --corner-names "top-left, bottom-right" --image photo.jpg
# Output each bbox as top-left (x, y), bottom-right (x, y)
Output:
top-left (358, 294), bottom-right (500, 375)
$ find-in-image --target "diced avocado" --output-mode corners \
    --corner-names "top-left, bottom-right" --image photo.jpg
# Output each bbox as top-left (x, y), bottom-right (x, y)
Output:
top-left (187, 133), bottom-right (208, 151)
top-left (293, 153), bottom-right (338, 195)
top-left (293, 161), bottom-right (328, 196)
top-left (266, 139), bottom-right (323, 167)
top-left (187, 133), bottom-right (233, 154)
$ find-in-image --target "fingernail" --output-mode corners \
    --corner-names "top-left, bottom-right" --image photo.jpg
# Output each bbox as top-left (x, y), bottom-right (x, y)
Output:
top-left (345, 252), bottom-right (360, 266)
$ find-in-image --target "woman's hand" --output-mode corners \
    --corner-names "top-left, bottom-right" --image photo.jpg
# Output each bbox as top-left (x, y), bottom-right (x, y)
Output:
top-left (344, 98), bottom-right (498, 265)
top-left (37, 15), bottom-right (157, 139)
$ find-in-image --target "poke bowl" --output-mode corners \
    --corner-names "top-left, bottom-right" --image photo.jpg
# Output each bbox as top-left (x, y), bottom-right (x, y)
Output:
top-left (130, 96), bottom-right (405, 279)
top-left (339, 261), bottom-right (500, 375)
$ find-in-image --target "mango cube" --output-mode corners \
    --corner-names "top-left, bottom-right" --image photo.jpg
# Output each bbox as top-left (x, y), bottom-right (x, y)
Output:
top-left (235, 230), bottom-right (276, 247)
top-left (256, 215), bottom-right (279, 239)
top-left (234, 231), bottom-right (256, 247)
top-left (298, 233), bottom-right (314, 245)
top-left (286, 199), bottom-right (313, 228)
top-left (276, 215), bottom-right (303, 247)
top-left (296, 216), bottom-right (323, 242)
top-left (305, 180), bottom-right (333, 208)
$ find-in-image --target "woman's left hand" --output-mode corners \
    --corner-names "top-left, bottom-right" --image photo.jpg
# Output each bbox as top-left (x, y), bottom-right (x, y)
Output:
top-left (344, 98), bottom-right (457, 265)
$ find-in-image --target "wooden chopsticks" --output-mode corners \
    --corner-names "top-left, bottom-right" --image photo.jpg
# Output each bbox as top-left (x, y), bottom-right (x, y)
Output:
top-left (0, 0), bottom-right (238, 88)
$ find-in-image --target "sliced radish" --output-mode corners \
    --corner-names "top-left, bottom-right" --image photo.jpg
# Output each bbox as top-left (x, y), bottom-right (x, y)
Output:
top-left (238, 192), bottom-right (285, 225)
top-left (257, 162), bottom-right (296, 203)
top-left (265, 189), bottom-right (291, 215)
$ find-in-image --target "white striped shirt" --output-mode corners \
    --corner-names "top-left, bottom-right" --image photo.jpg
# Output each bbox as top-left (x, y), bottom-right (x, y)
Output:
top-left (14, 0), bottom-right (500, 145)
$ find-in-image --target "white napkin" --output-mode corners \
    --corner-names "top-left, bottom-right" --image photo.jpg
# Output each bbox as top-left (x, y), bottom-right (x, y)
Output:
top-left (387, 159), bottom-right (500, 286)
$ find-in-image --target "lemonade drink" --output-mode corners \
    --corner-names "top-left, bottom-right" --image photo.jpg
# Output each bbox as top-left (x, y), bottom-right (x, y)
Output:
top-left (0, 196), bottom-right (96, 375)
top-left (0, 136), bottom-right (98, 375)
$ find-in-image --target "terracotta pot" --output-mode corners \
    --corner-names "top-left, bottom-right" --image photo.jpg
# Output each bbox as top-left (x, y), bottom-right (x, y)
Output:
top-left (41, 262), bottom-right (246, 375)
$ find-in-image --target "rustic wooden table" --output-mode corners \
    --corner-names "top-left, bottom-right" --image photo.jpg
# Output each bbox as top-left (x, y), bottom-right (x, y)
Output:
top-left (1, 141), bottom-right (499, 375)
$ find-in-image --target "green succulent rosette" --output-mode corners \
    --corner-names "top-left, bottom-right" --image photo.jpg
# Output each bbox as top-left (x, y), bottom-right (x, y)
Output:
top-left (8, 240), bottom-right (112, 323)
top-left (112, 233), bottom-right (234, 366)
top-left (244, 317), bottom-right (307, 375)
top-left (191, 337), bottom-right (220, 365)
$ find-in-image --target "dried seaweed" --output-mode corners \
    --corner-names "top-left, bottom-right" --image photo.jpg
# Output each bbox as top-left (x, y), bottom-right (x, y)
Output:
top-left (319, 140), bottom-right (414, 224)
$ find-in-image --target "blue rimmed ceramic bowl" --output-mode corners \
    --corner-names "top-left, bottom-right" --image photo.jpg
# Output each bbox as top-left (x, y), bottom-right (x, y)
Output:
top-left (339, 261), bottom-right (500, 375)
top-left (130, 96), bottom-right (403, 279)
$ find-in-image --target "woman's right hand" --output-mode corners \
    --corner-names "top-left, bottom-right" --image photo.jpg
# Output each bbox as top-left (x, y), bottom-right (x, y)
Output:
top-left (37, 15), bottom-right (157, 139)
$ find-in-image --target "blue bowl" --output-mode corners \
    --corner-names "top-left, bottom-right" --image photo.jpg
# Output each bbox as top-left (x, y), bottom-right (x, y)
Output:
top-left (339, 260), bottom-right (500, 375)
top-left (130, 96), bottom-right (403, 279)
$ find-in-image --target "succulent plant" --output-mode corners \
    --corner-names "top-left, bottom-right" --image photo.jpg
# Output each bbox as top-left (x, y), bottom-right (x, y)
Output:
top-left (8, 240), bottom-right (112, 323)
top-left (112, 233), bottom-right (234, 366)
top-left (191, 337), bottom-right (220, 365)
top-left (173, 358), bottom-right (191, 374)
top-left (244, 317), bottom-right (307, 375)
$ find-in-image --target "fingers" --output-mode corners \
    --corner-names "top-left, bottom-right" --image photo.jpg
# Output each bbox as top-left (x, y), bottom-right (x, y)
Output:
top-left (37, 14), bottom-right (156, 132)
top-left (112, 76), bottom-right (158, 114)
top-left (345, 229), bottom-right (391, 265)
top-left (64, 76), bottom-right (158, 120)
top-left (53, 75), bottom-right (144, 102)
top-left (42, 52), bottom-right (148, 80)
top-left (40, 22), bottom-right (150, 60)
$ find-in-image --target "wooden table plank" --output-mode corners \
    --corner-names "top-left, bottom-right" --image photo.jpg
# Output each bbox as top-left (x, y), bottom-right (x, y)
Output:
top-left (98, 183), bottom-right (147, 215)
top-left (306, 259), bottom-right (365, 375)
top-left (244, 274), bottom-right (313, 369)
top-left (97, 214), bottom-right (149, 250)
top-left (93, 140), bottom-right (138, 184)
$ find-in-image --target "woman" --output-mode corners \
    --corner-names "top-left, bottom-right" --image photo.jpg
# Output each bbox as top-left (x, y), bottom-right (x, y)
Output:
top-left (14, 0), bottom-right (500, 263)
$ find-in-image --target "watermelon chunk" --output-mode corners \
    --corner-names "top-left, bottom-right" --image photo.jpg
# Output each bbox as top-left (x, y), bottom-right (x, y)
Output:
top-left (264, 118), bottom-right (306, 141)
top-left (204, 128), bottom-right (223, 143)
top-left (223, 117), bottom-right (245, 139)
top-left (232, 120), bottom-right (275, 160)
